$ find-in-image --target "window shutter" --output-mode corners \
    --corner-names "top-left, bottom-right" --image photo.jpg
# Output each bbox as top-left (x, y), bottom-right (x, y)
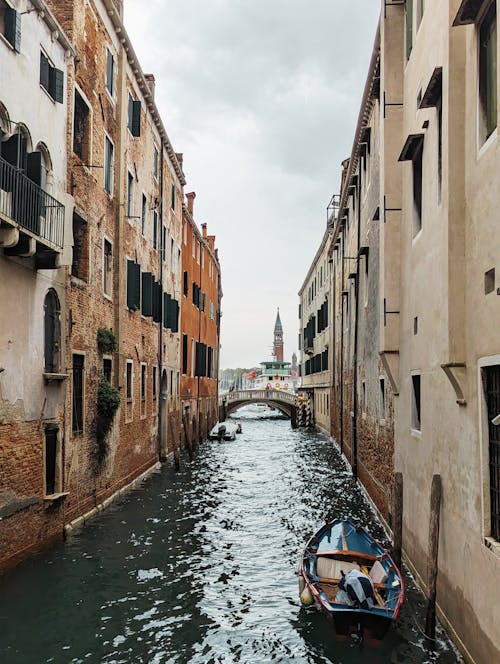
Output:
top-left (173, 299), bottom-right (179, 333)
top-left (163, 292), bottom-right (171, 328)
top-left (130, 100), bottom-right (141, 137)
top-left (182, 334), bottom-right (188, 373)
top-left (40, 53), bottom-right (49, 90)
top-left (141, 272), bottom-right (153, 317)
top-left (127, 260), bottom-right (140, 310)
top-left (183, 271), bottom-right (188, 296)
top-left (152, 281), bottom-right (162, 322)
top-left (50, 68), bottom-right (64, 104)
top-left (5, 9), bottom-right (21, 53)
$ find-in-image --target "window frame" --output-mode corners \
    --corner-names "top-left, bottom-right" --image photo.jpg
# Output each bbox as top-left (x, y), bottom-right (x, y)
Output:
top-left (103, 236), bottom-right (113, 298)
top-left (105, 47), bottom-right (115, 98)
top-left (104, 133), bottom-right (114, 196)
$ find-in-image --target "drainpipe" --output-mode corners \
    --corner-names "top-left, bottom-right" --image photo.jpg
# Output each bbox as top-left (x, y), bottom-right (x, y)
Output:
top-left (351, 180), bottom-right (362, 479)
top-left (158, 139), bottom-right (165, 459)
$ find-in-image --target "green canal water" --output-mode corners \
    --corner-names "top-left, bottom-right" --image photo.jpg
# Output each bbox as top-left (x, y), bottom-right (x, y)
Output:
top-left (0, 407), bottom-right (462, 663)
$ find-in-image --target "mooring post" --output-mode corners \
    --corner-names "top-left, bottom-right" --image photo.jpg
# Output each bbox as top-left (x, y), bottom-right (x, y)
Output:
top-left (393, 471), bottom-right (403, 570)
top-left (182, 412), bottom-right (193, 461)
top-left (170, 418), bottom-right (180, 471)
top-left (291, 406), bottom-right (298, 429)
top-left (425, 473), bottom-right (442, 643)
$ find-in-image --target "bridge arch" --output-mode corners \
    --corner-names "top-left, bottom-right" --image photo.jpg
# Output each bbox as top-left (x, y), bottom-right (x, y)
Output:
top-left (219, 390), bottom-right (298, 427)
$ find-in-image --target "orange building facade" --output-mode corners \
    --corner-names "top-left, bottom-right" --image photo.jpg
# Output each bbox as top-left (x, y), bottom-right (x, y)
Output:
top-left (180, 192), bottom-right (221, 440)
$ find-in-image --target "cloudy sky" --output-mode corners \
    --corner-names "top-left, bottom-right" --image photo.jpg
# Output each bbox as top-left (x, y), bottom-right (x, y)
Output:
top-left (124, 0), bottom-right (380, 369)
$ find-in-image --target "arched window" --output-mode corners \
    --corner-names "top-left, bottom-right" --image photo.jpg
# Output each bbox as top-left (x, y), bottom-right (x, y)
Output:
top-left (35, 142), bottom-right (53, 193)
top-left (44, 289), bottom-right (61, 373)
top-left (0, 102), bottom-right (10, 139)
top-left (0, 123), bottom-right (31, 171)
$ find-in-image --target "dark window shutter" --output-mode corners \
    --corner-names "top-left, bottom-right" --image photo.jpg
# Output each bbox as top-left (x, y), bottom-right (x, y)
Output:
top-left (173, 299), bottom-right (179, 333)
top-left (152, 281), bottom-right (161, 322)
top-left (192, 282), bottom-right (196, 304)
top-left (5, 9), bottom-right (21, 52)
top-left (130, 100), bottom-right (141, 137)
top-left (127, 260), bottom-right (140, 310)
top-left (27, 151), bottom-right (42, 186)
top-left (40, 53), bottom-right (49, 90)
top-left (141, 272), bottom-right (153, 317)
top-left (163, 293), bottom-right (172, 329)
top-left (183, 271), bottom-right (188, 296)
top-left (50, 68), bottom-right (64, 104)
top-left (171, 184), bottom-right (175, 210)
top-left (182, 334), bottom-right (188, 373)
top-left (106, 50), bottom-right (114, 94)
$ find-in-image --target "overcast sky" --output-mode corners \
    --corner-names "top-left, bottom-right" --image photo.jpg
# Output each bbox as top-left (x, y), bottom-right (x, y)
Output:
top-left (124, 1), bottom-right (380, 369)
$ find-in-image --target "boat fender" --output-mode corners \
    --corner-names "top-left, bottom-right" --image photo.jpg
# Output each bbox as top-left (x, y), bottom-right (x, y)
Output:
top-left (299, 584), bottom-right (314, 606)
top-left (298, 573), bottom-right (306, 594)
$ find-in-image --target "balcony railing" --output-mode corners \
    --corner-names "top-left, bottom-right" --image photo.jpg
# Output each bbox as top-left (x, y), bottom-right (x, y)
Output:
top-left (0, 157), bottom-right (64, 249)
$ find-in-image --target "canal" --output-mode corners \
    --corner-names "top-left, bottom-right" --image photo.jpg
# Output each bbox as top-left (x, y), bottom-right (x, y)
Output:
top-left (0, 407), bottom-right (461, 664)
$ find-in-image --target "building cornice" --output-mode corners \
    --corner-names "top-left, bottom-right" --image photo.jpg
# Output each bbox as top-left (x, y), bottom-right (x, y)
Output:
top-left (31, 0), bottom-right (76, 56)
top-left (182, 203), bottom-right (220, 269)
top-left (298, 225), bottom-right (333, 296)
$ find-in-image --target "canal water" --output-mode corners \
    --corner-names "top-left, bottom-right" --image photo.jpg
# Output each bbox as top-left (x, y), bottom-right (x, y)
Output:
top-left (0, 407), bottom-right (462, 664)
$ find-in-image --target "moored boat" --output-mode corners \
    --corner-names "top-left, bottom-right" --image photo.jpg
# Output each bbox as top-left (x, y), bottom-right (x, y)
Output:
top-left (209, 422), bottom-right (238, 441)
top-left (298, 519), bottom-right (404, 645)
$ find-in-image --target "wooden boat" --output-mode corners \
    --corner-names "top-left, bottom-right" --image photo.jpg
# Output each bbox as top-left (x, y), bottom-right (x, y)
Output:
top-left (208, 422), bottom-right (238, 441)
top-left (298, 519), bottom-right (404, 645)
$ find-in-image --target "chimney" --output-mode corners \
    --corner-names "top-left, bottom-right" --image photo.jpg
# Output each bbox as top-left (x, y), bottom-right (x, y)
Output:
top-left (201, 223), bottom-right (207, 238)
top-left (186, 191), bottom-right (196, 215)
top-left (144, 74), bottom-right (155, 100)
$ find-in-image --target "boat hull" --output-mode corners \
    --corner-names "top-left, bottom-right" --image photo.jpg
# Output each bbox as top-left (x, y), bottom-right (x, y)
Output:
top-left (299, 519), bottom-right (404, 645)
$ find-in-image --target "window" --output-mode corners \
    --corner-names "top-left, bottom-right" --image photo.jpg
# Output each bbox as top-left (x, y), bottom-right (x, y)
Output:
top-left (44, 289), bottom-right (61, 373)
top-left (171, 183), bottom-right (175, 210)
top-left (412, 140), bottom-right (423, 235)
top-left (411, 373), bottom-right (421, 431)
top-left (153, 211), bottom-right (158, 250)
top-left (126, 360), bottom-right (133, 402)
top-left (183, 271), bottom-right (188, 296)
top-left (128, 93), bottom-right (141, 136)
top-left (104, 135), bottom-right (114, 195)
top-left (153, 146), bottom-right (159, 179)
top-left (485, 267), bottom-right (496, 294)
top-left (103, 358), bottom-right (112, 382)
top-left (483, 364), bottom-right (500, 540)
top-left (72, 211), bottom-right (88, 281)
top-left (103, 238), bottom-right (112, 296)
top-left (0, 1), bottom-right (21, 52)
top-left (141, 363), bottom-right (146, 401)
top-left (44, 425), bottom-right (58, 496)
top-left (479, 2), bottom-right (497, 143)
top-left (127, 171), bottom-right (134, 217)
top-left (72, 354), bottom-right (84, 434)
top-left (182, 334), bottom-right (188, 374)
top-left (40, 52), bottom-right (64, 103)
top-left (73, 89), bottom-right (90, 162)
top-left (191, 339), bottom-right (195, 377)
top-left (106, 48), bottom-right (114, 96)
top-left (162, 225), bottom-right (167, 261)
top-left (152, 366), bottom-right (157, 400)
top-left (141, 194), bottom-right (147, 235)
top-left (170, 238), bottom-right (175, 269)
top-left (380, 378), bottom-right (386, 421)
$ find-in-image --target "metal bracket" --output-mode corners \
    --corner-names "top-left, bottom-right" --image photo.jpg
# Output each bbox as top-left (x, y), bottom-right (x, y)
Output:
top-left (441, 362), bottom-right (467, 406)
top-left (383, 298), bottom-right (400, 326)
top-left (383, 195), bottom-right (402, 224)
top-left (383, 92), bottom-right (404, 119)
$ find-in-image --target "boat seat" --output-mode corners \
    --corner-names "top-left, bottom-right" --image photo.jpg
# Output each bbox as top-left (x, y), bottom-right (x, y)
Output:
top-left (316, 557), bottom-right (360, 580)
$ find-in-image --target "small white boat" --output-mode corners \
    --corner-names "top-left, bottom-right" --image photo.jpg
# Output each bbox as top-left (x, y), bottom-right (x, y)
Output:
top-left (236, 423), bottom-right (242, 433)
top-left (209, 422), bottom-right (238, 441)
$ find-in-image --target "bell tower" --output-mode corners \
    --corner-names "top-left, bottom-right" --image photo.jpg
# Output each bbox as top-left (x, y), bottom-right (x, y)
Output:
top-left (273, 308), bottom-right (284, 362)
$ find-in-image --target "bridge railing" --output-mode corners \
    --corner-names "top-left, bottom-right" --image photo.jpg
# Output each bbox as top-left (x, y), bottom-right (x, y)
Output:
top-left (221, 389), bottom-right (298, 405)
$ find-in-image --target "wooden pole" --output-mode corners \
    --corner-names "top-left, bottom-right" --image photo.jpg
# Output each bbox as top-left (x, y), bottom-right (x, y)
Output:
top-left (170, 418), bottom-right (180, 471)
top-left (425, 474), bottom-right (442, 643)
top-left (182, 413), bottom-right (193, 461)
top-left (393, 471), bottom-right (403, 570)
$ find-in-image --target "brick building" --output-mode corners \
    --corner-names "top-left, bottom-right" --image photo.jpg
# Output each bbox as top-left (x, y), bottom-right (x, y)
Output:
top-left (0, 0), bottom-right (75, 571)
top-left (180, 192), bottom-right (221, 441)
top-left (0, 0), bottom-right (215, 572)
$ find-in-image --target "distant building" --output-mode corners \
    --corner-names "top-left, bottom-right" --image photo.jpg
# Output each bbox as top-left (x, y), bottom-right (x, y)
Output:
top-left (180, 192), bottom-right (221, 440)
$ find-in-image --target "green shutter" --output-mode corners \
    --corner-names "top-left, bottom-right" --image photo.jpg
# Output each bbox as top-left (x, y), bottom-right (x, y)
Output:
top-left (163, 292), bottom-right (171, 328)
top-left (172, 299), bottom-right (179, 333)
top-left (5, 9), bottom-right (21, 53)
top-left (51, 68), bottom-right (64, 104)
top-left (152, 281), bottom-right (161, 322)
top-left (183, 271), bottom-right (188, 296)
top-left (141, 272), bottom-right (153, 316)
top-left (127, 260), bottom-right (140, 310)
top-left (131, 100), bottom-right (141, 137)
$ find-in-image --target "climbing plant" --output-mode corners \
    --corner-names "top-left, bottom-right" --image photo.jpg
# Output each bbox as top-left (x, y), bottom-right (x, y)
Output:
top-left (94, 377), bottom-right (121, 464)
top-left (97, 327), bottom-right (118, 354)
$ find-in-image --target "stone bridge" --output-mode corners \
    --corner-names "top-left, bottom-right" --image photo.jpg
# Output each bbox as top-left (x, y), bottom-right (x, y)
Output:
top-left (219, 389), bottom-right (298, 428)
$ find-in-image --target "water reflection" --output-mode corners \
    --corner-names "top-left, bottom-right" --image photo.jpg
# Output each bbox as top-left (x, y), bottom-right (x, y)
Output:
top-left (0, 405), bottom-right (461, 663)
